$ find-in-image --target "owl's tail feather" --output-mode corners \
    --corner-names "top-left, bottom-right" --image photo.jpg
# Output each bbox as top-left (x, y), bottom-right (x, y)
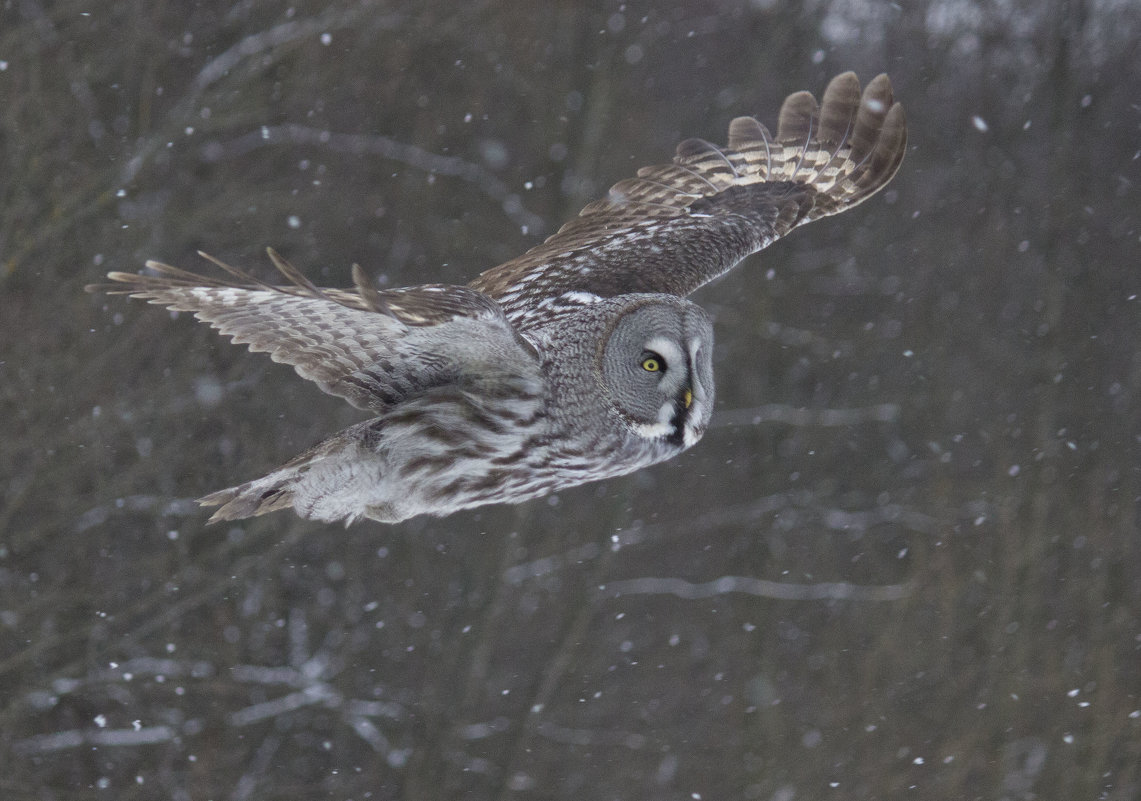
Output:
top-left (197, 430), bottom-right (360, 523)
top-left (197, 446), bottom-right (323, 522)
top-left (198, 475), bottom-right (298, 523)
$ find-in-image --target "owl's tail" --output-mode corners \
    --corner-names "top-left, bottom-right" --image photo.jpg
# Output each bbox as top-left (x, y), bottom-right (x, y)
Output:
top-left (197, 437), bottom-right (333, 523)
top-left (197, 421), bottom-right (382, 525)
top-left (198, 470), bottom-right (300, 523)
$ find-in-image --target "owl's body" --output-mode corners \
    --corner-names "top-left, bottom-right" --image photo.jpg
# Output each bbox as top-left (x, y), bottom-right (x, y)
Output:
top-left (199, 294), bottom-right (712, 524)
top-left (91, 72), bottom-right (905, 525)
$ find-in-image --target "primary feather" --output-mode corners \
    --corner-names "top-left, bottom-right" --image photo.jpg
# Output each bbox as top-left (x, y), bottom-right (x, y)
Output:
top-left (471, 71), bottom-right (905, 328)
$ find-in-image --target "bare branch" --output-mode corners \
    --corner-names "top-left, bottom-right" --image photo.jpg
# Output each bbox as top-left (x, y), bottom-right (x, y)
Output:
top-left (205, 123), bottom-right (547, 235)
top-left (712, 402), bottom-right (900, 428)
top-left (14, 724), bottom-right (177, 755)
top-left (596, 575), bottom-right (911, 602)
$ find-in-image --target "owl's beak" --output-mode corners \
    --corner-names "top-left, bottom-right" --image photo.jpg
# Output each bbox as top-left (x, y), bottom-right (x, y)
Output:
top-left (683, 388), bottom-right (693, 409)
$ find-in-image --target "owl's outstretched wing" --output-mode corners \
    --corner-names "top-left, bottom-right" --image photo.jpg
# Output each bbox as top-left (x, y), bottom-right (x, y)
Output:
top-left (89, 250), bottom-right (539, 413)
top-left (470, 72), bottom-right (906, 326)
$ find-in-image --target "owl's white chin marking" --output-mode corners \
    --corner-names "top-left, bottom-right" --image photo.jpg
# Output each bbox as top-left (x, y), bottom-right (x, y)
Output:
top-left (630, 399), bottom-right (680, 440)
top-left (682, 412), bottom-right (704, 448)
top-left (631, 420), bottom-right (674, 439)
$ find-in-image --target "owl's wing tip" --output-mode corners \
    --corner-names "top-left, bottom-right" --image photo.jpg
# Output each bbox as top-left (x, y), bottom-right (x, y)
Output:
top-left (748, 71), bottom-right (907, 217)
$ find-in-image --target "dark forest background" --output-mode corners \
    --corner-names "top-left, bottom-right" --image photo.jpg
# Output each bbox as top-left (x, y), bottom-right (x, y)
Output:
top-left (1, 1), bottom-right (1139, 799)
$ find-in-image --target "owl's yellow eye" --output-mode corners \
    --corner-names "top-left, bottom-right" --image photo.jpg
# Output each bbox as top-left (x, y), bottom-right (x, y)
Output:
top-left (641, 354), bottom-right (662, 372)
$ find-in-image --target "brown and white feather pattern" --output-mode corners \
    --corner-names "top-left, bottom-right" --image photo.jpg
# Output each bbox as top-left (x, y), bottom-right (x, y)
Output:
top-left (88, 72), bottom-right (906, 526)
top-left (471, 72), bottom-right (905, 328)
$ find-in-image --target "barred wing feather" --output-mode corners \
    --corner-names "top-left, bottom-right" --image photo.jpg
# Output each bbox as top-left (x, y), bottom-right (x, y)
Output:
top-left (470, 72), bottom-right (905, 327)
top-left (91, 251), bottom-right (537, 414)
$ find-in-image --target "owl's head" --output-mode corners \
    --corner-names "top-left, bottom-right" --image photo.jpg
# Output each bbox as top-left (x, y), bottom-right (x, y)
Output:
top-left (597, 296), bottom-right (714, 449)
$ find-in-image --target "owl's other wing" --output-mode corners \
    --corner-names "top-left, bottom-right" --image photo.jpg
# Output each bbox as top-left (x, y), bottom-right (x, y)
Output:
top-left (89, 250), bottom-right (539, 413)
top-left (470, 72), bottom-right (905, 326)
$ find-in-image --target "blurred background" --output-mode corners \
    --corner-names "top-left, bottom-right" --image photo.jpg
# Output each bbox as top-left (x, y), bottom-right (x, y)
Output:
top-left (1, 1), bottom-right (1139, 799)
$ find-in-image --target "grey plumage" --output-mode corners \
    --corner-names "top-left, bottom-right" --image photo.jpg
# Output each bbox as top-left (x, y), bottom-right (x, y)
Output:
top-left (88, 72), bottom-right (906, 525)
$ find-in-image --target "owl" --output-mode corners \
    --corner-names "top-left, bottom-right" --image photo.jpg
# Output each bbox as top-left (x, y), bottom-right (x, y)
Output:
top-left (91, 72), bottom-right (906, 525)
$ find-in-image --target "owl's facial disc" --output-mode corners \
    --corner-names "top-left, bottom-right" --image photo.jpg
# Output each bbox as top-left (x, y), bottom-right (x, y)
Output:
top-left (598, 300), bottom-right (714, 448)
top-left (625, 335), bottom-right (701, 444)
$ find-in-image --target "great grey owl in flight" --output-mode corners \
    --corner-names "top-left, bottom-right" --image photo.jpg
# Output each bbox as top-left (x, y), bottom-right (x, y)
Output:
top-left (92, 72), bottom-right (906, 525)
